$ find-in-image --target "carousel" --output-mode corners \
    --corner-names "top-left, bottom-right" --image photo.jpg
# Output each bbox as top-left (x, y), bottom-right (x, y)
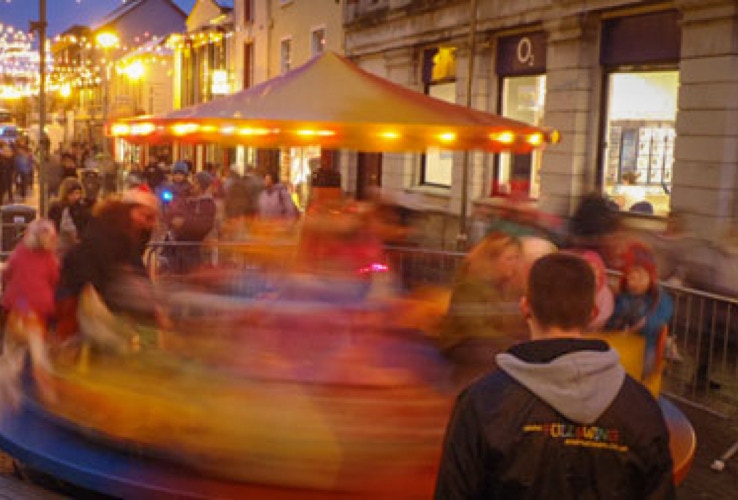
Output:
top-left (0, 52), bottom-right (693, 498)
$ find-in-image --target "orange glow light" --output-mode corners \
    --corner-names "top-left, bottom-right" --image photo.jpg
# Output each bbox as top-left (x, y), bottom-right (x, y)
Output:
top-left (438, 132), bottom-right (456, 143)
top-left (131, 123), bottom-right (155, 135)
top-left (220, 126), bottom-right (236, 135)
top-left (111, 124), bottom-right (130, 136)
top-left (379, 131), bottom-right (400, 140)
top-left (527, 133), bottom-right (543, 146)
top-left (238, 127), bottom-right (272, 136)
top-left (296, 130), bottom-right (336, 137)
top-left (171, 123), bottom-right (200, 135)
top-left (200, 125), bottom-right (218, 133)
top-left (491, 131), bottom-right (515, 144)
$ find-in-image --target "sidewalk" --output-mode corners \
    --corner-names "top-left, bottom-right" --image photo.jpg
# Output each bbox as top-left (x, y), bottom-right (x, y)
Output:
top-left (674, 398), bottom-right (738, 498)
top-left (0, 454), bottom-right (66, 499)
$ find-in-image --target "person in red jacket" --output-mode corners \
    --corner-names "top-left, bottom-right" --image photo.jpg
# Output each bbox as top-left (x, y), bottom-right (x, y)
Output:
top-left (2, 219), bottom-right (59, 381)
top-left (2, 219), bottom-right (60, 324)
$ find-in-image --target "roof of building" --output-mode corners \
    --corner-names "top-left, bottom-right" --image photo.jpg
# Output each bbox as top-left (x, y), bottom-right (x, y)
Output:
top-left (92, 0), bottom-right (187, 31)
top-left (214, 0), bottom-right (235, 10)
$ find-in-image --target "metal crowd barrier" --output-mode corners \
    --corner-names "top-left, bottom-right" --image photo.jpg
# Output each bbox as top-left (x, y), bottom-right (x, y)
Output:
top-left (143, 241), bottom-right (736, 416)
top-left (370, 246), bottom-right (738, 417)
top-left (663, 283), bottom-right (738, 417)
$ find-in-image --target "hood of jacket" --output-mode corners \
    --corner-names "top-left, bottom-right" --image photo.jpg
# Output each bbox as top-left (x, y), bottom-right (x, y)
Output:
top-left (496, 344), bottom-right (625, 424)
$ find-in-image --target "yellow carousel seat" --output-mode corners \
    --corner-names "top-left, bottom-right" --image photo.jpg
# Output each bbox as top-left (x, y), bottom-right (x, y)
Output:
top-left (586, 327), bottom-right (668, 397)
top-left (586, 328), bottom-right (695, 485)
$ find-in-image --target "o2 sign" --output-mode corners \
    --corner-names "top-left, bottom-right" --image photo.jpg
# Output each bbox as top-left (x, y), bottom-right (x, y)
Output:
top-left (497, 32), bottom-right (546, 75)
top-left (517, 37), bottom-right (535, 67)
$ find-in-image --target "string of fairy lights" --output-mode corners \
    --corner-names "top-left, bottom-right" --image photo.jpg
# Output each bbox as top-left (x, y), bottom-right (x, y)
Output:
top-left (0, 2), bottom-right (233, 102)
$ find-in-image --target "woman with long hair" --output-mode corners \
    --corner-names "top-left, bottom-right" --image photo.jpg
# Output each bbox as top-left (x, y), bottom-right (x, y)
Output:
top-left (47, 177), bottom-right (92, 256)
top-left (439, 232), bottom-right (526, 384)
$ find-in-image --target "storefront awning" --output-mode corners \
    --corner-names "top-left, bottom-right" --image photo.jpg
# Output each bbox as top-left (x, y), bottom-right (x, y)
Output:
top-left (109, 51), bottom-right (560, 153)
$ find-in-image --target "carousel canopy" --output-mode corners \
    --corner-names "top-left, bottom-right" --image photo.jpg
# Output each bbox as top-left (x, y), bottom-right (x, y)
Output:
top-left (110, 51), bottom-right (559, 153)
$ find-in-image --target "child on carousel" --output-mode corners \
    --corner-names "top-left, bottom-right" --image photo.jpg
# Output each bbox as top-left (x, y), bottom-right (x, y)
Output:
top-left (606, 242), bottom-right (673, 379)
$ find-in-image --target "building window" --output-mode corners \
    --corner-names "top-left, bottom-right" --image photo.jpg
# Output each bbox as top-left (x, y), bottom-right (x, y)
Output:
top-left (497, 75), bottom-right (546, 198)
top-left (311, 27), bottom-right (326, 57)
top-left (603, 71), bottom-right (678, 215)
top-left (280, 37), bottom-right (292, 73)
top-left (494, 32), bottom-right (547, 199)
top-left (421, 47), bottom-right (456, 187)
top-left (243, 42), bottom-right (253, 89)
top-left (243, 0), bottom-right (252, 23)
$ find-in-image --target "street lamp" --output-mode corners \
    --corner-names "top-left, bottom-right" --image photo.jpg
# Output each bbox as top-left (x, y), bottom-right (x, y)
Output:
top-left (30, 0), bottom-right (48, 214)
top-left (95, 31), bottom-right (119, 157)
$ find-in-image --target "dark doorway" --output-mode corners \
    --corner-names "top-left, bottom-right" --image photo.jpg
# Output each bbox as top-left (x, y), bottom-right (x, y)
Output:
top-left (356, 152), bottom-right (382, 200)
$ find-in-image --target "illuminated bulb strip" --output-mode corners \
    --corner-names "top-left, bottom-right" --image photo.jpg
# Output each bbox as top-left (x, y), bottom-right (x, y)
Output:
top-left (238, 127), bottom-right (273, 136)
top-left (200, 125), bottom-right (218, 133)
top-left (527, 133), bottom-right (543, 146)
top-left (379, 131), bottom-right (400, 139)
top-left (296, 130), bottom-right (335, 137)
top-left (111, 124), bottom-right (130, 136)
top-left (131, 123), bottom-right (155, 135)
top-left (490, 131), bottom-right (515, 144)
top-left (171, 123), bottom-right (200, 135)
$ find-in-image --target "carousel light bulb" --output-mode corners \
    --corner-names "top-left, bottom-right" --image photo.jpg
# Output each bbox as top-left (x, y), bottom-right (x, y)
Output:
top-left (132, 123), bottom-right (155, 135)
top-left (379, 131), bottom-right (400, 140)
top-left (111, 124), bottom-right (131, 136)
top-left (296, 129), bottom-right (335, 137)
top-left (438, 132), bottom-right (456, 143)
top-left (491, 131), bottom-right (515, 144)
top-left (527, 133), bottom-right (543, 146)
top-left (171, 123), bottom-right (199, 135)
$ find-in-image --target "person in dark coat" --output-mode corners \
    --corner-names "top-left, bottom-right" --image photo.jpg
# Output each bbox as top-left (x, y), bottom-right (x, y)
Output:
top-left (163, 171), bottom-right (216, 274)
top-left (435, 253), bottom-right (674, 500)
top-left (56, 190), bottom-right (162, 340)
top-left (0, 141), bottom-right (15, 204)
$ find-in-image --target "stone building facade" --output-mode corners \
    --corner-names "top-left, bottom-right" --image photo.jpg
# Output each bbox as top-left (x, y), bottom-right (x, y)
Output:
top-left (343, 0), bottom-right (738, 241)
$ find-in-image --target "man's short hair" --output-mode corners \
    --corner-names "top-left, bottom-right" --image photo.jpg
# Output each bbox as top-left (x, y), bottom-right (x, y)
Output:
top-left (527, 253), bottom-right (595, 330)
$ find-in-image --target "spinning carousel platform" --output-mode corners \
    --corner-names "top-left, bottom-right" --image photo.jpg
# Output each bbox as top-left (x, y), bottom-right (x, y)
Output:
top-left (0, 396), bottom-right (356, 499)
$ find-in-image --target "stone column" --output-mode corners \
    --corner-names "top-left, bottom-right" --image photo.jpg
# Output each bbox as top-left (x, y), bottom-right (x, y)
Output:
top-left (672, 0), bottom-right (738, 239)
top-left (539, 12), bottom-right (600, 218)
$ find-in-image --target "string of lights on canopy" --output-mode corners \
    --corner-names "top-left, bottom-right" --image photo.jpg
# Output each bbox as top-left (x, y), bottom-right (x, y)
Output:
top-left (111, 51), bottom-right (560, 154)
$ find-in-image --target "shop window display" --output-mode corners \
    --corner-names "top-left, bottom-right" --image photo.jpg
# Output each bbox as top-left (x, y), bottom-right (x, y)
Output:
top-left (496, 75), bottom-right (546, 198)
top-left (603, 71), bottom-right (678, 215)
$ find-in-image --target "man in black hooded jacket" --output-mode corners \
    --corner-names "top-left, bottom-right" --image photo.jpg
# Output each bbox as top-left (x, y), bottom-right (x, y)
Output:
top-left (435, 253), bottom-right (674, 499)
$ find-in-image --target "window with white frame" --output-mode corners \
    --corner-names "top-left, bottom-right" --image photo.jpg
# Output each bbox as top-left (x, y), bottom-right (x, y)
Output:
top-left (311, 27), bottom-right (326, 57)
top-left (280, 38), bottom-right (292, 73)
top-left (421, 47), bottom-right (457, 187)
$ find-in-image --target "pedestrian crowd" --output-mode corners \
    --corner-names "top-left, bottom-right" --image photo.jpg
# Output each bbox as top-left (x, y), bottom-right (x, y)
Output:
top-left (0, 147), bottom-right (306, 348)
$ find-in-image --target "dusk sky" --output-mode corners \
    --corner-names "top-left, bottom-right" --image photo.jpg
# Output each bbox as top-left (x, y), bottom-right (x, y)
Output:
top-left (0, 0), bottom-right (197, 37)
